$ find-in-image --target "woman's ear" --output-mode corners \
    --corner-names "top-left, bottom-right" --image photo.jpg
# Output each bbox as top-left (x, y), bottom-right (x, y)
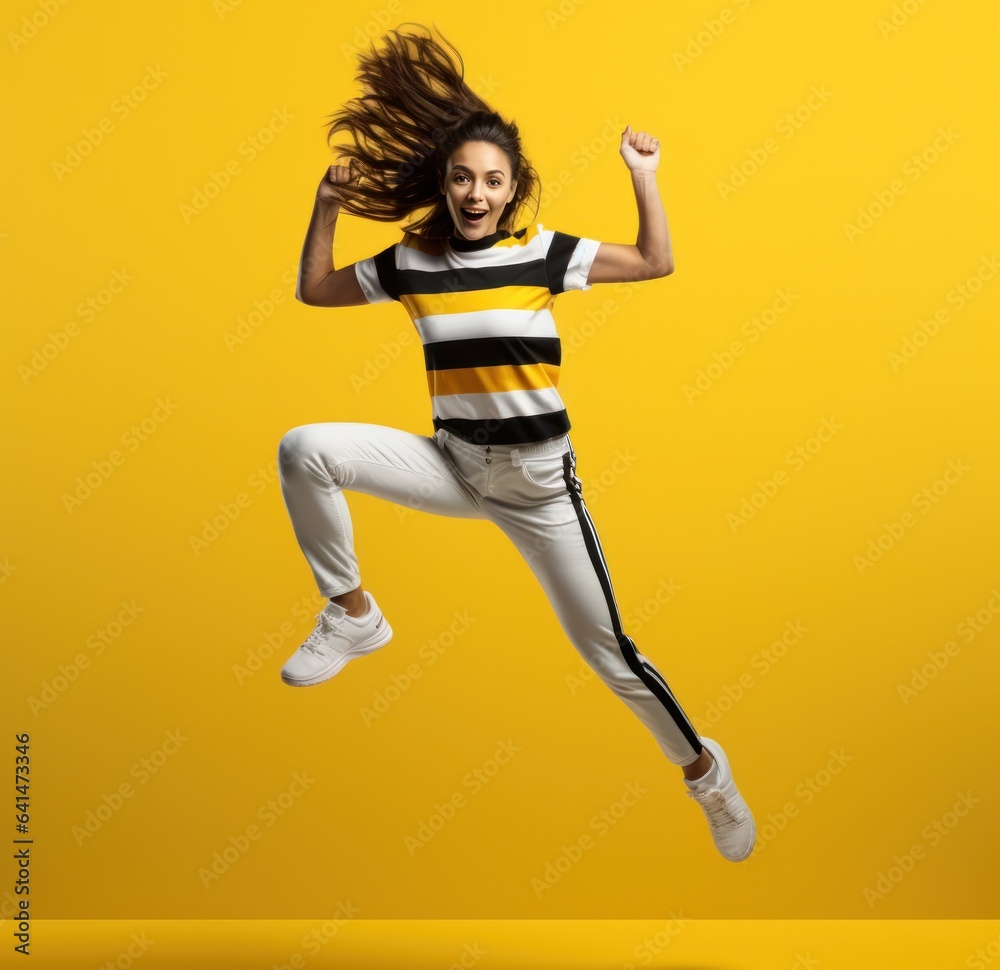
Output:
top-left (508, 179), bottom-right (517, 202)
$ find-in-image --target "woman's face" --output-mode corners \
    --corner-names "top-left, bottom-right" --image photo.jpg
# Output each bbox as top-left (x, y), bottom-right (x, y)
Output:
top-left (440, 141), bottom-right (517, 240)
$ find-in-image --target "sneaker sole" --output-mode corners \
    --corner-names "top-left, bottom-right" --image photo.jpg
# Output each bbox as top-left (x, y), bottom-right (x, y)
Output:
top-left (700, 737), bottom-right (756, 862)
top-left (280, 618), bottom-right (393, 688)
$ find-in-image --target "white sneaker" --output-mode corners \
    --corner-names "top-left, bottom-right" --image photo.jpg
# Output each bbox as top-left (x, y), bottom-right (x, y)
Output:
top-left (684, 737), bottom-right (756, 862)
top-left (280, 592), bottom-right (392, 687)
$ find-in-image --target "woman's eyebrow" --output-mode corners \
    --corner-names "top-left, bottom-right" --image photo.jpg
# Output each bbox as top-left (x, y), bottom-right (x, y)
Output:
top-left (451, 164), bottom-right (505, 176)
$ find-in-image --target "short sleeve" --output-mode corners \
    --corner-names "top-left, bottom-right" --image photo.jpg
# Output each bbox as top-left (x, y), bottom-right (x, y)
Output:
top-left (538, 224), bottom-right (601, 294)
top-left (353, 243), bottom-right (400, 303)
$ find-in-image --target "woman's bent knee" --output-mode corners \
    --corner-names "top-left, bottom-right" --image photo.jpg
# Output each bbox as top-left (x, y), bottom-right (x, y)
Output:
top-left (277, 423), bottom-right (346, 468)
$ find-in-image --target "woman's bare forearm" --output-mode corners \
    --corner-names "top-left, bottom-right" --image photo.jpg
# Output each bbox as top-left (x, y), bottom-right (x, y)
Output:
top-left (632, 170), bottom-right (674, 276)
top-left (296, 198), bottom-right (341, 302)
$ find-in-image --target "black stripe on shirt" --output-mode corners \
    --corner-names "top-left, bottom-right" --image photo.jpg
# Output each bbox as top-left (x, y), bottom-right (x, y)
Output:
top-left (398, 260), bottom-right (548, 296)
top-left (546, 232), bottom-right (582, 295)
top-left (433, 410), bottom-right (571, 445)
top-left (423, 336), bottom-right (562, 371)
top-left (373, 245), bottom-right (401, 301)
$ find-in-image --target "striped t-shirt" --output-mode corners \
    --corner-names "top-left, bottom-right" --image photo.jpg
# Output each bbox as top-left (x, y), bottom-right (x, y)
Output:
top-left (353, 223), bottom-right (601, 445)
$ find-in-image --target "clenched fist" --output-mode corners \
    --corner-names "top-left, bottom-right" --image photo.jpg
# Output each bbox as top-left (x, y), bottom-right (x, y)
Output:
top-left (316, 163), bottom-right (357, 205)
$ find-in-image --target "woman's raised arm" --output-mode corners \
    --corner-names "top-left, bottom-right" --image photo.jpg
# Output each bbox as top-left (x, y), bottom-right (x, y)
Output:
top-left (296, 164), bottom-right (370, 307)
top-left (584, 125), bottom-right (675, 285)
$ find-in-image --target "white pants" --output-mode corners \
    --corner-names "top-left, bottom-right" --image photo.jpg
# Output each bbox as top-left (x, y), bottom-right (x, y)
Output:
top-left (276, 422), bottom-right (703, 766)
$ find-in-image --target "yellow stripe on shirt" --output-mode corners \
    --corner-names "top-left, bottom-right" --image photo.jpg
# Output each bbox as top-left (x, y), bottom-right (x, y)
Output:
top-left (403, 285), bottom-right (554, 320)
top-left (428, 362), bottom-right (561, 398)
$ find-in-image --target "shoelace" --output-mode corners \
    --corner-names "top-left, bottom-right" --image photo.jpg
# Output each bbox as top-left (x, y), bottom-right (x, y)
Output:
top-left (301, 608), bottom-right (347, 657)
top-left (687, 787), bottom-right (746, 832)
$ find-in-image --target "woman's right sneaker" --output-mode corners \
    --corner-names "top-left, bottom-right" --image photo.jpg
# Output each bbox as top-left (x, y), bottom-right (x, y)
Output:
top-left (280, 591), bottom-right (392, 687)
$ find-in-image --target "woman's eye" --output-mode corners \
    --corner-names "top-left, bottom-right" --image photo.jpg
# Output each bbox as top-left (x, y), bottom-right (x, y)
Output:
top-left (453, 175), bottom-right (502, 186)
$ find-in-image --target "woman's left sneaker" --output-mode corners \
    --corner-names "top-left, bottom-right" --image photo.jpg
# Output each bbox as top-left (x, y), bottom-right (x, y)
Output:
top-left (683, 737), bottom-right (756, 862)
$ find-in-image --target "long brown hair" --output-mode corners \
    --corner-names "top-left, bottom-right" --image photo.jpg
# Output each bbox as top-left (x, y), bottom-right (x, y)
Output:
top-left (325, 22), bottom-right (540, 239)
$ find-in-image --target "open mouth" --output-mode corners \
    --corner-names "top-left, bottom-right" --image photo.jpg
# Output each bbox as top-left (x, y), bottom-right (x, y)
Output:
top-left (461, 207), bottom-right (487, 224)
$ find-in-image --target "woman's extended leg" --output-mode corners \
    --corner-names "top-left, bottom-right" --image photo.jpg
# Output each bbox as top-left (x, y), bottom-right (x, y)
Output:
top-left (477, 438), bottom-right (755, 860)
top-left (497, 481), bottom-right (705, 768)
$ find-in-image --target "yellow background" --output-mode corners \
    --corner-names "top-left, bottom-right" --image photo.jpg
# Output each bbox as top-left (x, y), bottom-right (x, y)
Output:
top-left (3, 0), bottom-right (998, 948)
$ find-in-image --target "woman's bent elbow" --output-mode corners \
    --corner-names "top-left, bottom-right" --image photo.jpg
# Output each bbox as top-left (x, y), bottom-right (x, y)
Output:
top-left (645, 259), bottom-right (674, 279)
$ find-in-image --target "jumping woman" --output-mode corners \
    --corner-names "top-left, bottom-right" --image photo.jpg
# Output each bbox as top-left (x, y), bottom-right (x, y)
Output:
top-left (277, 23), bottom-right (755, 861)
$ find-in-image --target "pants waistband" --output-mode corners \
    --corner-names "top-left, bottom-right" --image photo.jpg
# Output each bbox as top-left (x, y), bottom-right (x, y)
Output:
top-left (435, 428), bottom-right (571, 461)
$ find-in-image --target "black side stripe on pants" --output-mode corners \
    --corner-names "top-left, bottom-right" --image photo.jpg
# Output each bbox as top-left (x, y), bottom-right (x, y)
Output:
top-left (561, 450), bottom-right (703, 756)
